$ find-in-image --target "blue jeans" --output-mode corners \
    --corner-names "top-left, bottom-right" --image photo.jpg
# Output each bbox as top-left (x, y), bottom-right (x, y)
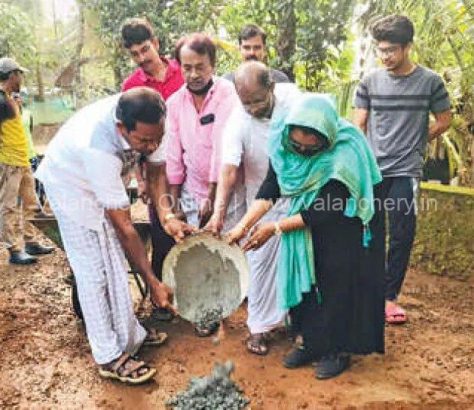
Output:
top-left (379, 177), bottom-right (419, 301)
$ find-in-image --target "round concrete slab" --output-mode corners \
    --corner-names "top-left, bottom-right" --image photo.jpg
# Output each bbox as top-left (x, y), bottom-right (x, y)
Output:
top-left (162, 232), bottom-right (249, 323)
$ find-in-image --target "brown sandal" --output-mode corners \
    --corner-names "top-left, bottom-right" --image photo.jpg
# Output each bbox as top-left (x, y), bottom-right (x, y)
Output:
top-left (99, 353), bottom-right (156, 385)
top-left (246, 333), bottom-right (269, 356)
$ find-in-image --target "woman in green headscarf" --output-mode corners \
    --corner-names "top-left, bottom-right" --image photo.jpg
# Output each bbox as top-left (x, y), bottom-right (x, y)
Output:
top-left (227, 93), bottom-right (385, 379)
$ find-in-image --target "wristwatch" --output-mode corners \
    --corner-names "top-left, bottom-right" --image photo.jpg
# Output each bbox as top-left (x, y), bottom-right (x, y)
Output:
top-left (274, 221), bottom-right (282, 236)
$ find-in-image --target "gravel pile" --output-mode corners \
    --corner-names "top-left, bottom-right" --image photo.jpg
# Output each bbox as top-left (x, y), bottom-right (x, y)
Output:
top-left (194, 306), bottom-right (223, 329)
top-left (166, 361), bottom-right (250, 410)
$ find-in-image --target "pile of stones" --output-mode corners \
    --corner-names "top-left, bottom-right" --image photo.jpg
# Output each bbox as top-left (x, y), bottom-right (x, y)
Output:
top-left (194, 306), bottom-right (224, 329)
top-left (166, 361), bottom-right (250, 410)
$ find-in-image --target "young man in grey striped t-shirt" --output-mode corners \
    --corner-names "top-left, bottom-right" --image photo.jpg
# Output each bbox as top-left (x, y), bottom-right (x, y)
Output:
top-left (354, 15), bottom-right (451, 324)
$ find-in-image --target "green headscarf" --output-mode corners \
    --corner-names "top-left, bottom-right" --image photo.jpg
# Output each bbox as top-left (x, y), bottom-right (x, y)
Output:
top-left (269, 93), bottom-right (382, 310)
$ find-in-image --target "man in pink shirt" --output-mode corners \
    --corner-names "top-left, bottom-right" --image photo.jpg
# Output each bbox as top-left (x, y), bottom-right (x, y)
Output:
top-left (166, 33), bottom-right (246, 334)
top-left (121, 18), bottom-right (184, 312)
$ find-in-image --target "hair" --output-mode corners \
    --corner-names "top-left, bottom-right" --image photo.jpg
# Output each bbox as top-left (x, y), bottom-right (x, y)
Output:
top-left (0, 91), bottom-right (16, 123)
top-left (121, 17), bottom-right (156, 49)
top-left (175, 33), bottom-right (216, 67)
top-left (370, 15), bottom-right (414, 45)
top-left (238, 24), bottom-right (267, 45)
top-left (115, 87), bottom-right (166, 132)
top-left (234, 61), bottom-right (274, 91)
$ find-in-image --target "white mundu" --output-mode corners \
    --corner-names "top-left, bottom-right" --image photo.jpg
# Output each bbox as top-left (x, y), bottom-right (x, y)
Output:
top-left (222, 83), bottom-right (301, 333)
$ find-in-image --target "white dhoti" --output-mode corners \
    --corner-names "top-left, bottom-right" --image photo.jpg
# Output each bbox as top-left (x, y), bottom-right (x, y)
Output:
top-left (246, 198), bottom-right (289, 334)
top-left (48, 192), bottom-right (147, 365)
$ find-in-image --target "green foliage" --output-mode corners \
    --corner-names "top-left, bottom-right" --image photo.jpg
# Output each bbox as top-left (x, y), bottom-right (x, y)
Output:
top-left (0, 3), bottom-right (36, 65)
top-left (294, 0), bottom-right (355, 90)
top-left (83, 0), bottom-right (356, 89)
top-left (411, 187), bottom-right (474, 280)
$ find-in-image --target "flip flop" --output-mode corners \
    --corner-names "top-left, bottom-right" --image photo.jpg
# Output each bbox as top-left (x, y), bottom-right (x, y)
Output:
top-left (143, 328), bottom-right (168, 346)
top-left (385, 304), bottom-right (407, 324)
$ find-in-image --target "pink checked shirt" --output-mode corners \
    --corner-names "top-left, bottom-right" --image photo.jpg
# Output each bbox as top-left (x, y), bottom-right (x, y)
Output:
top-left (165, 78), bottom-right (239, 201)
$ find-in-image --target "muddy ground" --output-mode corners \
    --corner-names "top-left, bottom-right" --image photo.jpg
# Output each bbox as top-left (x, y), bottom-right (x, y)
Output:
top-left (0, 238), bottom-right (473, 410)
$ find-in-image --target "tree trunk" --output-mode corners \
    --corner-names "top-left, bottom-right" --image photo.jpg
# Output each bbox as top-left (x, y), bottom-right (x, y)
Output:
top-left (275, 0), bottom-right (296, 81)
top-left (74, 1), bottom-right (86, 88)
top-left (113, 47), bottom-right (124, 90)
top-left (35, 61), bottom-right (44, 102)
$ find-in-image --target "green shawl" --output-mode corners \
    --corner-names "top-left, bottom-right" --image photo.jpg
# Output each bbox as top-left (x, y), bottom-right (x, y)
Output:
top-left (269, 93), bottom-right (382, 310)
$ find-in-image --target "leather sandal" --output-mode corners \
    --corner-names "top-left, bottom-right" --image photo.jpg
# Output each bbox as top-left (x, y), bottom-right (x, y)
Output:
top-left (99, 353), bottom-right (156, 385)
top-left (246, 333), bottom-right (269, 356)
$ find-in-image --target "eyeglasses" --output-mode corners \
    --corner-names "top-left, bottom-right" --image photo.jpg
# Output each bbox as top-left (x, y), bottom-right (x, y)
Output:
top-left (288, 137), bottom-right (323, 156)
top-left (374, 45), bottom-right (401, 57)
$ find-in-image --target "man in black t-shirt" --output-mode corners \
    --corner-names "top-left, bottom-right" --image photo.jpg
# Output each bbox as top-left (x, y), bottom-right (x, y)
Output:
top-left (223, 24), bottom-right (290, 83)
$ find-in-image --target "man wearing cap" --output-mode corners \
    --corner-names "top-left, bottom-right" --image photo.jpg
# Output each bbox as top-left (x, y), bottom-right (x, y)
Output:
top-left (0, 57), bottom-right (53, 265)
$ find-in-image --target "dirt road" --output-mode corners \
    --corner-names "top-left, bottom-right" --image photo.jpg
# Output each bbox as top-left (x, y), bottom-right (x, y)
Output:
top-left (0, 243), bottom-right (473, 409)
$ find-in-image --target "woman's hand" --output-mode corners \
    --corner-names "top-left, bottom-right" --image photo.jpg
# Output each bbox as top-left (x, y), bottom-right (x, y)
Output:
top-left (242, 222), bottom-right (275, 251)
top-left (226, 222), bottom-right (248, 245)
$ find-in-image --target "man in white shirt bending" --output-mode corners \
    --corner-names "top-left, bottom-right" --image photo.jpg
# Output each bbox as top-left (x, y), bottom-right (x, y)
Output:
top-left (36, 87), bottom-right (194, 385)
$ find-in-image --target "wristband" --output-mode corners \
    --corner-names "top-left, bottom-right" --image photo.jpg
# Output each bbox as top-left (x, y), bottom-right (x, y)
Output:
top-left (274, 221), bottom-right (282, 236)
top-left (164, 213), bottom-right (177, 222)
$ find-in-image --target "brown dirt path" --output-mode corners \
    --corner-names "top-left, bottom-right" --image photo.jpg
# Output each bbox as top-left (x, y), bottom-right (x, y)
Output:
top-left (0, 242), bottom-right (473, 410)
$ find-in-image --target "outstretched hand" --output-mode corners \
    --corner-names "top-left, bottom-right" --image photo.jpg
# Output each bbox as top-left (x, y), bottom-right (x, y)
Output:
top-left (164, 218), bottom-right (196, 243)
top-left (242, 222), bottom-right (275, 251)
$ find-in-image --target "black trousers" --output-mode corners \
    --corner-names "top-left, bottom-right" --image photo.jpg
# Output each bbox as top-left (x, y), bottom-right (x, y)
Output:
top-left (148, 204), bottom-right (175, 281)
top-left (379, 177), bottom-right (418, 301)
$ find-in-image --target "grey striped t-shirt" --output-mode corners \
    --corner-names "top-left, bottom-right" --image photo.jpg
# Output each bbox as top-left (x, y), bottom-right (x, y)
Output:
top-left (354, 66), bottom-right (450, 177)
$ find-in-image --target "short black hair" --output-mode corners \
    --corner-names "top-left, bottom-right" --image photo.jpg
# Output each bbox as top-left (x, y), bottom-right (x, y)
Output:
top-left (116, 87), bottom-right (166, 132)
top-left (238, 24), bottom-right (267, 45)
top-left (175, 33), bottom-right (216, 67)
top-left (370, 15), bottom-right (414, 45)
top-left (121, 17), bottom-right (156, 49)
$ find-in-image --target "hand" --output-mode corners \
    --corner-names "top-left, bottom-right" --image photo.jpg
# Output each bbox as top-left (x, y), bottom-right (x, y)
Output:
top-left (175, 209), bottom-right (187, 222)
top-left (164, 218), bottom-right (196, 243)
top-left (203, 213), bottom-right (224, 236)
top-left (198, 198), bottom-right (213, 228)
top-left (149, 281), bottom-right (177, 315)
top-left (226, 222), bottom-right (248, 245)
top-left (242, 222), bottom-right (275, 251)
